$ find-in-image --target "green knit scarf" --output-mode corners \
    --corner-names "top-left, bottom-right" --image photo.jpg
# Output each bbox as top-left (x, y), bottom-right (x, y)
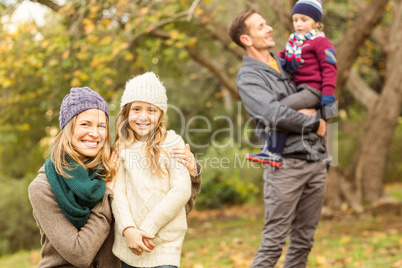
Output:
top-left (45, 156), bottom-right (106, 229)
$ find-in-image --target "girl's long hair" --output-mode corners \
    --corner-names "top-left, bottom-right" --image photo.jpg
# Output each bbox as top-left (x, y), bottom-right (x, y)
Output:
top-left (114, 103), bottom-right (168, 176)
top-left (50, 115), bottom-right (116, 181)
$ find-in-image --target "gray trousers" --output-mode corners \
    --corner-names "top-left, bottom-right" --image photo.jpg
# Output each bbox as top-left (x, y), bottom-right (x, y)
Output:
top-left (281, 85), bottom-right (337, 120)
top-left (252, 158), bottom-right (327, 268)
top-left (280, 85), bottom-right (321, 110)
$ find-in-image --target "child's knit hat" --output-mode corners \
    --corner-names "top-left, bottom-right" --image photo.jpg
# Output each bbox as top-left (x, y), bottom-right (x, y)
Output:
top-left (59, 87), bottom-right (109, 130)
top-left (120, 72), bottom-right (168, 114)
top-left (292, 0), bottom-right (323, 22)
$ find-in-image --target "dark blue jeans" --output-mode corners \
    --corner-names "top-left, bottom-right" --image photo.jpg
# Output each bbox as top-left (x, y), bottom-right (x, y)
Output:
top-left (121, 261), bottom-right (177, 268)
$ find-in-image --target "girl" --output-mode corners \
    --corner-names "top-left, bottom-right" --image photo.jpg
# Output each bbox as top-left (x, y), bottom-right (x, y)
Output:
top-left (29, 86), bottom-right (201, 268)
top-left (28, 87), bottom-right (121, 267)
top-left (112, 72), bottom-right (192, 268)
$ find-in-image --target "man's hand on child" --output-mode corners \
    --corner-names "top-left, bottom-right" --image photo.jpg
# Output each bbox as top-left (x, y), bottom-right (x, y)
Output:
top-left (298, 108), bottom-right (317, 117)
top-left (316, 119), bottom-right (327, 137)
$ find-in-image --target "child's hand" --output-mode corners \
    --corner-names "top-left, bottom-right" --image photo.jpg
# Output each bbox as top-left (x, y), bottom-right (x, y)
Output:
top-left (171, 144), bottom-right (197, 176)
top-left (123, 227), bottom-right (155, 255)
top-left (143, 237), bottom-right (156, 251)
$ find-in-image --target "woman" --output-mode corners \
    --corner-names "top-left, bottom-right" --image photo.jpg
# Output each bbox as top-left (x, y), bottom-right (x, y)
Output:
top-left (29, 86), bottom-right (201, 267)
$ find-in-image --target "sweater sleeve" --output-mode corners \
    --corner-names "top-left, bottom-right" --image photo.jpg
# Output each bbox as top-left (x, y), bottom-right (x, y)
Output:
top-left (111, 161), bottom-right (137, 235)
top-left (185, 161), bottom-right (202, 215)
top-left (139, 137), bottom-right (192, 235)
top-left (278, 48), bottom-right (286, 59)
top-left (28, 172), bottom-right (113, 268)
top-left (315, 37), bottom-right (337, 96)
top-left (237, 70), bottom-right (320, 133)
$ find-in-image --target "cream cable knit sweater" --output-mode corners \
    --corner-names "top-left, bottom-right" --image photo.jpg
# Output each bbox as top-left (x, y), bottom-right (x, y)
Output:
top-left (112, 130), bottom-right (191, 267)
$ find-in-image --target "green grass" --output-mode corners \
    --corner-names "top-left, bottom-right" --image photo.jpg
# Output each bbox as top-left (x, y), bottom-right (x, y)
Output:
top-left (181, 206), bottom-right (402, 268)
top-left (1, 202), bottom-right (401, 268)
top-left (0, 250), bottom-right (39, 268)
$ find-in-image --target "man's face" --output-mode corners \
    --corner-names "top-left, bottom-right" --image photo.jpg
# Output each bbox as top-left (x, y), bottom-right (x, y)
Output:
top-left (243, 13), bottom-right (275, 50)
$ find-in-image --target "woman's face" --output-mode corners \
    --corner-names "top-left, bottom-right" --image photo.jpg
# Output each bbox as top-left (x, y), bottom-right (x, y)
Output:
top-left (128, 101), bottom-right (162, 142)
top-left (71, 109), bottom-right (108, 158)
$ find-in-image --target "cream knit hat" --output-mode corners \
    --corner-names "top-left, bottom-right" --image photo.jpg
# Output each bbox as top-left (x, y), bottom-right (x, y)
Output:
top-left (120, 72), bottom-right (168, 113)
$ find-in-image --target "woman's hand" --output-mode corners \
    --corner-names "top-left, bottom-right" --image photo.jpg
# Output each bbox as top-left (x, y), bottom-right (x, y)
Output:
top-left (171, 144), bottom-right (197, 176)
top-left (123, 227), bottom-right (155, 256)
top-left (106, 151), bottom-right (120, 189)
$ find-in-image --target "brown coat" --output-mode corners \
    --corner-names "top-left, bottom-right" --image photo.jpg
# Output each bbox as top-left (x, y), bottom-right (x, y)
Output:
top-left (28, 166), bottom-right (120, 268)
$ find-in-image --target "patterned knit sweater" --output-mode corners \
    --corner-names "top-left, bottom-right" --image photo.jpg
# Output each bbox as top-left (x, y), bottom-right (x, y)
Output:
top-left (279, 36), bottom-right (337, 96)
top-left (112, 130), bottom-right (191, 267)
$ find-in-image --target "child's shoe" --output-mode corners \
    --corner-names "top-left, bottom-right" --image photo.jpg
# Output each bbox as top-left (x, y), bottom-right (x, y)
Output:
top-left (246, 151), bottom-right (283, 167)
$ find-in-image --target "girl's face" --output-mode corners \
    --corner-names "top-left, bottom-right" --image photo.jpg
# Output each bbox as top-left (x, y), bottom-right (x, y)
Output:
top-left (71, 109), bottom-right (108, 158)
top-left (128, 101), bottom-right (162, 142)
top-left (292, 13), bottom-right (316, 35)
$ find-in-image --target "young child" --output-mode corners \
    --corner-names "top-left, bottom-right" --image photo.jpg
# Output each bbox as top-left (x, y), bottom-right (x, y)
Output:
top-left (112, 72), bottom-right (191, 268)
top-left (246, 0), bottom-right (337, 167)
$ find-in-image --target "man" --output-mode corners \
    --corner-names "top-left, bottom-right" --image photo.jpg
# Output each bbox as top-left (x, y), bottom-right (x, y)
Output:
top-left (229, 10), bottom-right (328, 267)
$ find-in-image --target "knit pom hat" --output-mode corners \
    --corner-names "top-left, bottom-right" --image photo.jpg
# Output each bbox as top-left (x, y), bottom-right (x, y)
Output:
top-left (120, 72), bottom-right (168, 113)
top-left (292, 0), bottom-right (323, 23)
top-left (59, 87), bottom-right (109, 130)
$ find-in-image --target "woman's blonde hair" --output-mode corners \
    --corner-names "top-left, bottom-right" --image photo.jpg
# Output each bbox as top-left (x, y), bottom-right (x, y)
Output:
top-left (114, 102), bottom-right (168, 176)
top-left (50, 115), bottom-right (116, 181)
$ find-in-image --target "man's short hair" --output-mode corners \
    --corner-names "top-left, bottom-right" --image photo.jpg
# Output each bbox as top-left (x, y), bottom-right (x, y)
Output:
top-left (228, 9), bottom-right (256, 50)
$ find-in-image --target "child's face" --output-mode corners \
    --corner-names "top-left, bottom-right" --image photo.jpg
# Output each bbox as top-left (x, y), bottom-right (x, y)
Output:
top-left (71, 109), bottom-right (108, 158)
top-left (128, 101), bottom-right (162, 142)
top-left (292, 14), bottom-right (316, 35)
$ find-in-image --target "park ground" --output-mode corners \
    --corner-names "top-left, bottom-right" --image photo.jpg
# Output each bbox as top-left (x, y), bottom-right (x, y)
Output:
top-left (0, 184), bottom-right (401, 268)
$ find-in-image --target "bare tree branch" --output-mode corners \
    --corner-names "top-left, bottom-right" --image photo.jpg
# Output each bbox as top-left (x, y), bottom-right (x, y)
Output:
top-left (187, 0), bottom-right (202, 21)
top-left (346, 69), bottom-right (379, 110)
top-left (266, 0), bottom-right (293, 32)
top-left (30, 0), bottom-right (61, 12)
top-left (335, 0), bottom-right (389, 98)
top-left (186, 46), bottom-right (240, 99)
top-left (128, 11), bottom-right (188, 44)
top-left (197, 14), bottom-right (245, 60)
top-left (371, 26), bottom-right (390, 54)
top-left (147, 29), bottom-right (239, 99)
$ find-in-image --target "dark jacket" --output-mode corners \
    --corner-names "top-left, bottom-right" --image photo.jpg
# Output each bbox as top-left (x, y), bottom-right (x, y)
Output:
top-left (236, 53), bottom-right (327, 161)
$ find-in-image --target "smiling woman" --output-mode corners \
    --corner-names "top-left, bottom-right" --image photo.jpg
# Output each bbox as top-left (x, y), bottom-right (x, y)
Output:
top-left (28, 86), bottom-right (121, 267)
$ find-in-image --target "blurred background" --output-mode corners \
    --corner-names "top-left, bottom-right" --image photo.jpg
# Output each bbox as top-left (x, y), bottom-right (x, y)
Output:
top-left (0, 0), bottom-right (401, 265)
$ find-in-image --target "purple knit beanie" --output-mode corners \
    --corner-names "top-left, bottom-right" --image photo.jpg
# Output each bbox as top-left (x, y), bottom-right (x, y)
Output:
top-left (292, 0), bottom-right (323, 22)
top-left (59, 87), bottom-right (109, 130)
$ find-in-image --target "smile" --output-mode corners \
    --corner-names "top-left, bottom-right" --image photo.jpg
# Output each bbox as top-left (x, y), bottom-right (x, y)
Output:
top-left (82, 141), bottom-right (99, 148)
top-left (136, 123), bottom-right (150, 128)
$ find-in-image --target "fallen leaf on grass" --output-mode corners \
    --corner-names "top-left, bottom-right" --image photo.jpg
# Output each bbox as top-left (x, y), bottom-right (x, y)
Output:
top-left (340, 235), bottom-right (351, 244)
top-left (314, 255), bottom-right (327, 265)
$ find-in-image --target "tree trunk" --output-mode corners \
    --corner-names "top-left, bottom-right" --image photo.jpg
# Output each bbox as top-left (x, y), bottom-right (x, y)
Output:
top-left (347, 0), bottom-right (402, 203)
